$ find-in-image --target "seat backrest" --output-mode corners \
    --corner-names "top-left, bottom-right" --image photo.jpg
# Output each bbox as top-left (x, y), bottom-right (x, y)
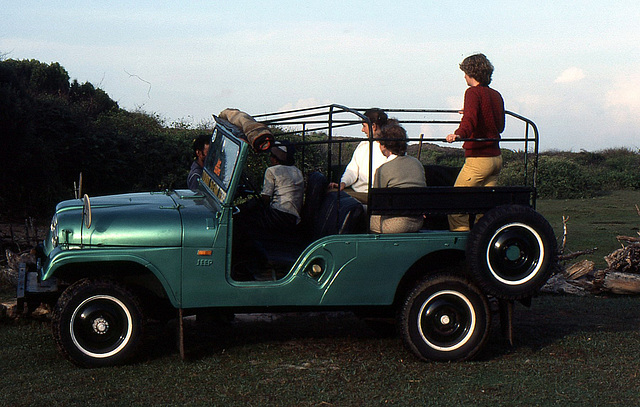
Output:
top-left (299, 171), bottom-right (329, 237)
top-left (311, 191), bottom-right (365, 240)
top-left (424, 165), bottom-right (461, 186)
top-left (422, 165), bottom-right (460, 230)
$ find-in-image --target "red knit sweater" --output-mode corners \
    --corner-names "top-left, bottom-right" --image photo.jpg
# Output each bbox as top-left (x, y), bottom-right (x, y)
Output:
top-left (454, 86), bottom-right (505, 157)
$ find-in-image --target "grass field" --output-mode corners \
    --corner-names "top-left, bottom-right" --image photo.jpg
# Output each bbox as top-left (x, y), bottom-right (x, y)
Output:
top-left (1, 190), bottom-right (639, 406)
top-left (536, 190), bottom-right (640, 269)
top-left (2, 295), bottom-right (640, 406)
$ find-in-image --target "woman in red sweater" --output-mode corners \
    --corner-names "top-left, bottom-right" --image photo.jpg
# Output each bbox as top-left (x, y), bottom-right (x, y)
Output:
top-left (445, 53), bottom-right (505, 231)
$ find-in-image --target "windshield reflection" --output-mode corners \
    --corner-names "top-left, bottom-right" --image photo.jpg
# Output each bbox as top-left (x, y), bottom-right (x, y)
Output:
top-left (202, 128), bottom-right (241, 201)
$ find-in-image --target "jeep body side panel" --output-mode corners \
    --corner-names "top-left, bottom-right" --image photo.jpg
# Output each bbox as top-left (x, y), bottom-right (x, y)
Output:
top-left (314, 232), bottom-right (467, 305)
top-left (180, 205), bottom-right (233, 308)
top-left (178, 232), bottom-right (467, 309)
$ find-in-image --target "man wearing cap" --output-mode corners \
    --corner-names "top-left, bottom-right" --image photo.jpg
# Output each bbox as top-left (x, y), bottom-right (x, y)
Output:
top-left (259, 140), bottom-right (304, 229)
top-left (232, 141), bottom-right (304, 279)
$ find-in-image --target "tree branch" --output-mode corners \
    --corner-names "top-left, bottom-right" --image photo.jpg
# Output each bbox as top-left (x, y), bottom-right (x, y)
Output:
top-left (124, 69), bottom-right (151, 98)
top-left (557, 247), bottom-right (598, 261)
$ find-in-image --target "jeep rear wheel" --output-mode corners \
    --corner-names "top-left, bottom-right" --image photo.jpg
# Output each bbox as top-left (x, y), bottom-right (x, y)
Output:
top-left (52, 279), bottom-right (144, 368)
top-left (467, 205), bottom-right (557, 300)
top-left (400, 274), bottom-right (490, 362)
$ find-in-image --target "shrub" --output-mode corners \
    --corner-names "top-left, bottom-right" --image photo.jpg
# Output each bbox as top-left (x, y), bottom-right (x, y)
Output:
top-left (601, 148), bottom-right (640, 189)
top-left (535, 156), bottom-right (599, 199)
top-left (2, 58), bottom-right (640, 216)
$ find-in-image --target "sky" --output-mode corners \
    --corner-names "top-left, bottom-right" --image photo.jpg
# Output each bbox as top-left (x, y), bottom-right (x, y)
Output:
top-left (2, 0), bottom-right (639, 151)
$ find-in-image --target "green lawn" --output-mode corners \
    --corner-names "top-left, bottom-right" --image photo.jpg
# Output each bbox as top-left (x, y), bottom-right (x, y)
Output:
top-left (2, 295), bottom-right (640, 406)
top-left (2, 190), bottom-right (640, 406)
top-left (536, 189), bottom-right (640, 269)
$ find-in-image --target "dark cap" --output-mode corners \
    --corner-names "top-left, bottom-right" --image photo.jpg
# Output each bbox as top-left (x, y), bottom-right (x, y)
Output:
top-left (270, 140), bottom-right (295, 165)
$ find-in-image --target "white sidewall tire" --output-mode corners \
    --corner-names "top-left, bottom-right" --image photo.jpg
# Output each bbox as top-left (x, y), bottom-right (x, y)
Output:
top-left (417, 290), bottom-right (476, 352)
top-left (400, 274), bottom-right (490, 362)
top-left (466, 205), bottom-right (557, 300)
top-left (52, 279), bottom-right (144, 368)
top-left (486, 222), bottom-right (545, 286)
top-left (70, 294), bottom-right (134, 359)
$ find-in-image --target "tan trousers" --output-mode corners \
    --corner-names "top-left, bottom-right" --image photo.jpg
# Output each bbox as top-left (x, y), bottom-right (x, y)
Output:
top-left (448, 155), bottom-right (503, 231)
top-left (370, 215), bottom-right (424, 234)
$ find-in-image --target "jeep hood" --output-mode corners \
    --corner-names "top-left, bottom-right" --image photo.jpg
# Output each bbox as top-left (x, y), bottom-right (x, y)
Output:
top-left (55, 192), bottom-right (184, 247)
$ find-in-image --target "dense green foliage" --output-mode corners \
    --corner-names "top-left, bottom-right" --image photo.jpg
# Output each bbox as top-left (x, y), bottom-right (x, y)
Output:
top-left (0, 58), bottom-right (200, 218)
top-left (497, 149), bottom-right (639, 199)
top-left (1, 58), bottom-right (639, 218)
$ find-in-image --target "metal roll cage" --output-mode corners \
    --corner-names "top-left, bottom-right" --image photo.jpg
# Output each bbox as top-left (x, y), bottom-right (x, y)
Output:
top-left (253, 104), bottom-right (540, 225)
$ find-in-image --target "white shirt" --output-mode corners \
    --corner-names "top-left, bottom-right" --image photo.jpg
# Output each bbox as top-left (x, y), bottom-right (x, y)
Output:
top-left (340, 140), bottom-right (388, 193)
top-left (262, 164), bottom-right (304, 222)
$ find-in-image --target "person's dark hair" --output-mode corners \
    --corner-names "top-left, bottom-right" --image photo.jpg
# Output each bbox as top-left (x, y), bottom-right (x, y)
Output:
top-left (192, 134), bottom-right (211, 156)
top-left (363, 108), bottom-right (388, 128)
top-left (459, 53), bottom-right (494, 86)
top-left (380, 122), bottom-right (408, 156)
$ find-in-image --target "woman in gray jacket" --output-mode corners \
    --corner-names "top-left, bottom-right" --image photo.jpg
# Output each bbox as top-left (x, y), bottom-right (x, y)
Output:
top-left (370, 122), bottom-right (426, 234)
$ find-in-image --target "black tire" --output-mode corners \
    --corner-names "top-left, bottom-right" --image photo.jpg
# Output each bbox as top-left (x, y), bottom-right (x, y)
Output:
top-left (466, 205), bottom-right (557, 300)
top-left (52, 279), bottom-right (144, 368)
top-left (399, 274), bottom-right (490, 362)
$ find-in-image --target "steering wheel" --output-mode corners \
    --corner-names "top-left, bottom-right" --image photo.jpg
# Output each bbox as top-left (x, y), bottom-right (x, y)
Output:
top-left (237, 174), bottom-right (265, 207)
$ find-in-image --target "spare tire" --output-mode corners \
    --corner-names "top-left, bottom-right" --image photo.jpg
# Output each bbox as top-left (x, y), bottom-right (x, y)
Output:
top-left (466, 205), bottom-right (557, 300)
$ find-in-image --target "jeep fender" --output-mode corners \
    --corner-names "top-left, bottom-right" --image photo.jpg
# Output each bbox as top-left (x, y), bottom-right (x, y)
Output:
top-left (42, 249), bottom-right (181, 307)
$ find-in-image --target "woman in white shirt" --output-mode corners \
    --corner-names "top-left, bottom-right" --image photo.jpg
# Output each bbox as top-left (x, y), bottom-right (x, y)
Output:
top-left (328, 108), bottom-right (389, 203)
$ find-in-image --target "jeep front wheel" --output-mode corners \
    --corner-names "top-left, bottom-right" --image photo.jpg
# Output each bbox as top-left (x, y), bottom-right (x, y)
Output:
top-left (399, 274), bottom-right (490, 362)
top-left (52, 279), bottom-right (144, 368)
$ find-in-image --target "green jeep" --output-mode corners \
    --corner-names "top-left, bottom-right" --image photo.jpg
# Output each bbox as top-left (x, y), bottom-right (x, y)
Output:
top-left (19, 105), bottom-right (557, 367)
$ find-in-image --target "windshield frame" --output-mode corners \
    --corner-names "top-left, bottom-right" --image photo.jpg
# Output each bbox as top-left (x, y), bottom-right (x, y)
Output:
top-left (200, 123), bottom-right (247, 206)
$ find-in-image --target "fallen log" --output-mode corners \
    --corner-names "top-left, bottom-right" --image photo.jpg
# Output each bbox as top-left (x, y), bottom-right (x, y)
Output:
top-left (540, 273), bottom-right (590, 296)
top-left (602, 271), bottom-right (640, 295)
top-left (543, 206), bottom-right (640, 296)
top-left (564, 259), bottom-right (595, 280)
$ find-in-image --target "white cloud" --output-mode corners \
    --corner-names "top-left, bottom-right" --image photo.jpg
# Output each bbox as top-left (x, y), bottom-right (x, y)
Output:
top-left (605, 72), bottom-right (640, 126)
top-left (555, 67), bottom-right (586, 83)
top-left (276, 98), bottom-right (333, 112)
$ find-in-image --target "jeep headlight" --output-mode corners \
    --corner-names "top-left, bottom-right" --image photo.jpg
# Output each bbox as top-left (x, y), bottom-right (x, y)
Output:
top-left (50, 214), bottom-right (59, 247)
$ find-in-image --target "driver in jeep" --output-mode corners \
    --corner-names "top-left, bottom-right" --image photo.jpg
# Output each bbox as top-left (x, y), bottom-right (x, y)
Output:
top-left (232, 140), bottom-right (304, 279)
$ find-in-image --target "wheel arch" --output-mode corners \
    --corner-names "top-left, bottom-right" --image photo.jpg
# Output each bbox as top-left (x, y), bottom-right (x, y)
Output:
top-left (393, 248), bottom-right (467, 309)
top-left (47, 256), bottom-right (178, 309)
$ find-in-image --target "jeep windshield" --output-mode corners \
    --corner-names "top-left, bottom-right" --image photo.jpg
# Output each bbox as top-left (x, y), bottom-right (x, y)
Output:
top-left (200, 125), bottom-right (243, 204)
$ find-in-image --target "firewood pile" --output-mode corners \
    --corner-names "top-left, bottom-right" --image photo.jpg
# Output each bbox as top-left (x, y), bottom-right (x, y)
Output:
top-left (542, 206), bottom-right (640, 296)
top-left (1, 220), bottom-right (43, 320)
